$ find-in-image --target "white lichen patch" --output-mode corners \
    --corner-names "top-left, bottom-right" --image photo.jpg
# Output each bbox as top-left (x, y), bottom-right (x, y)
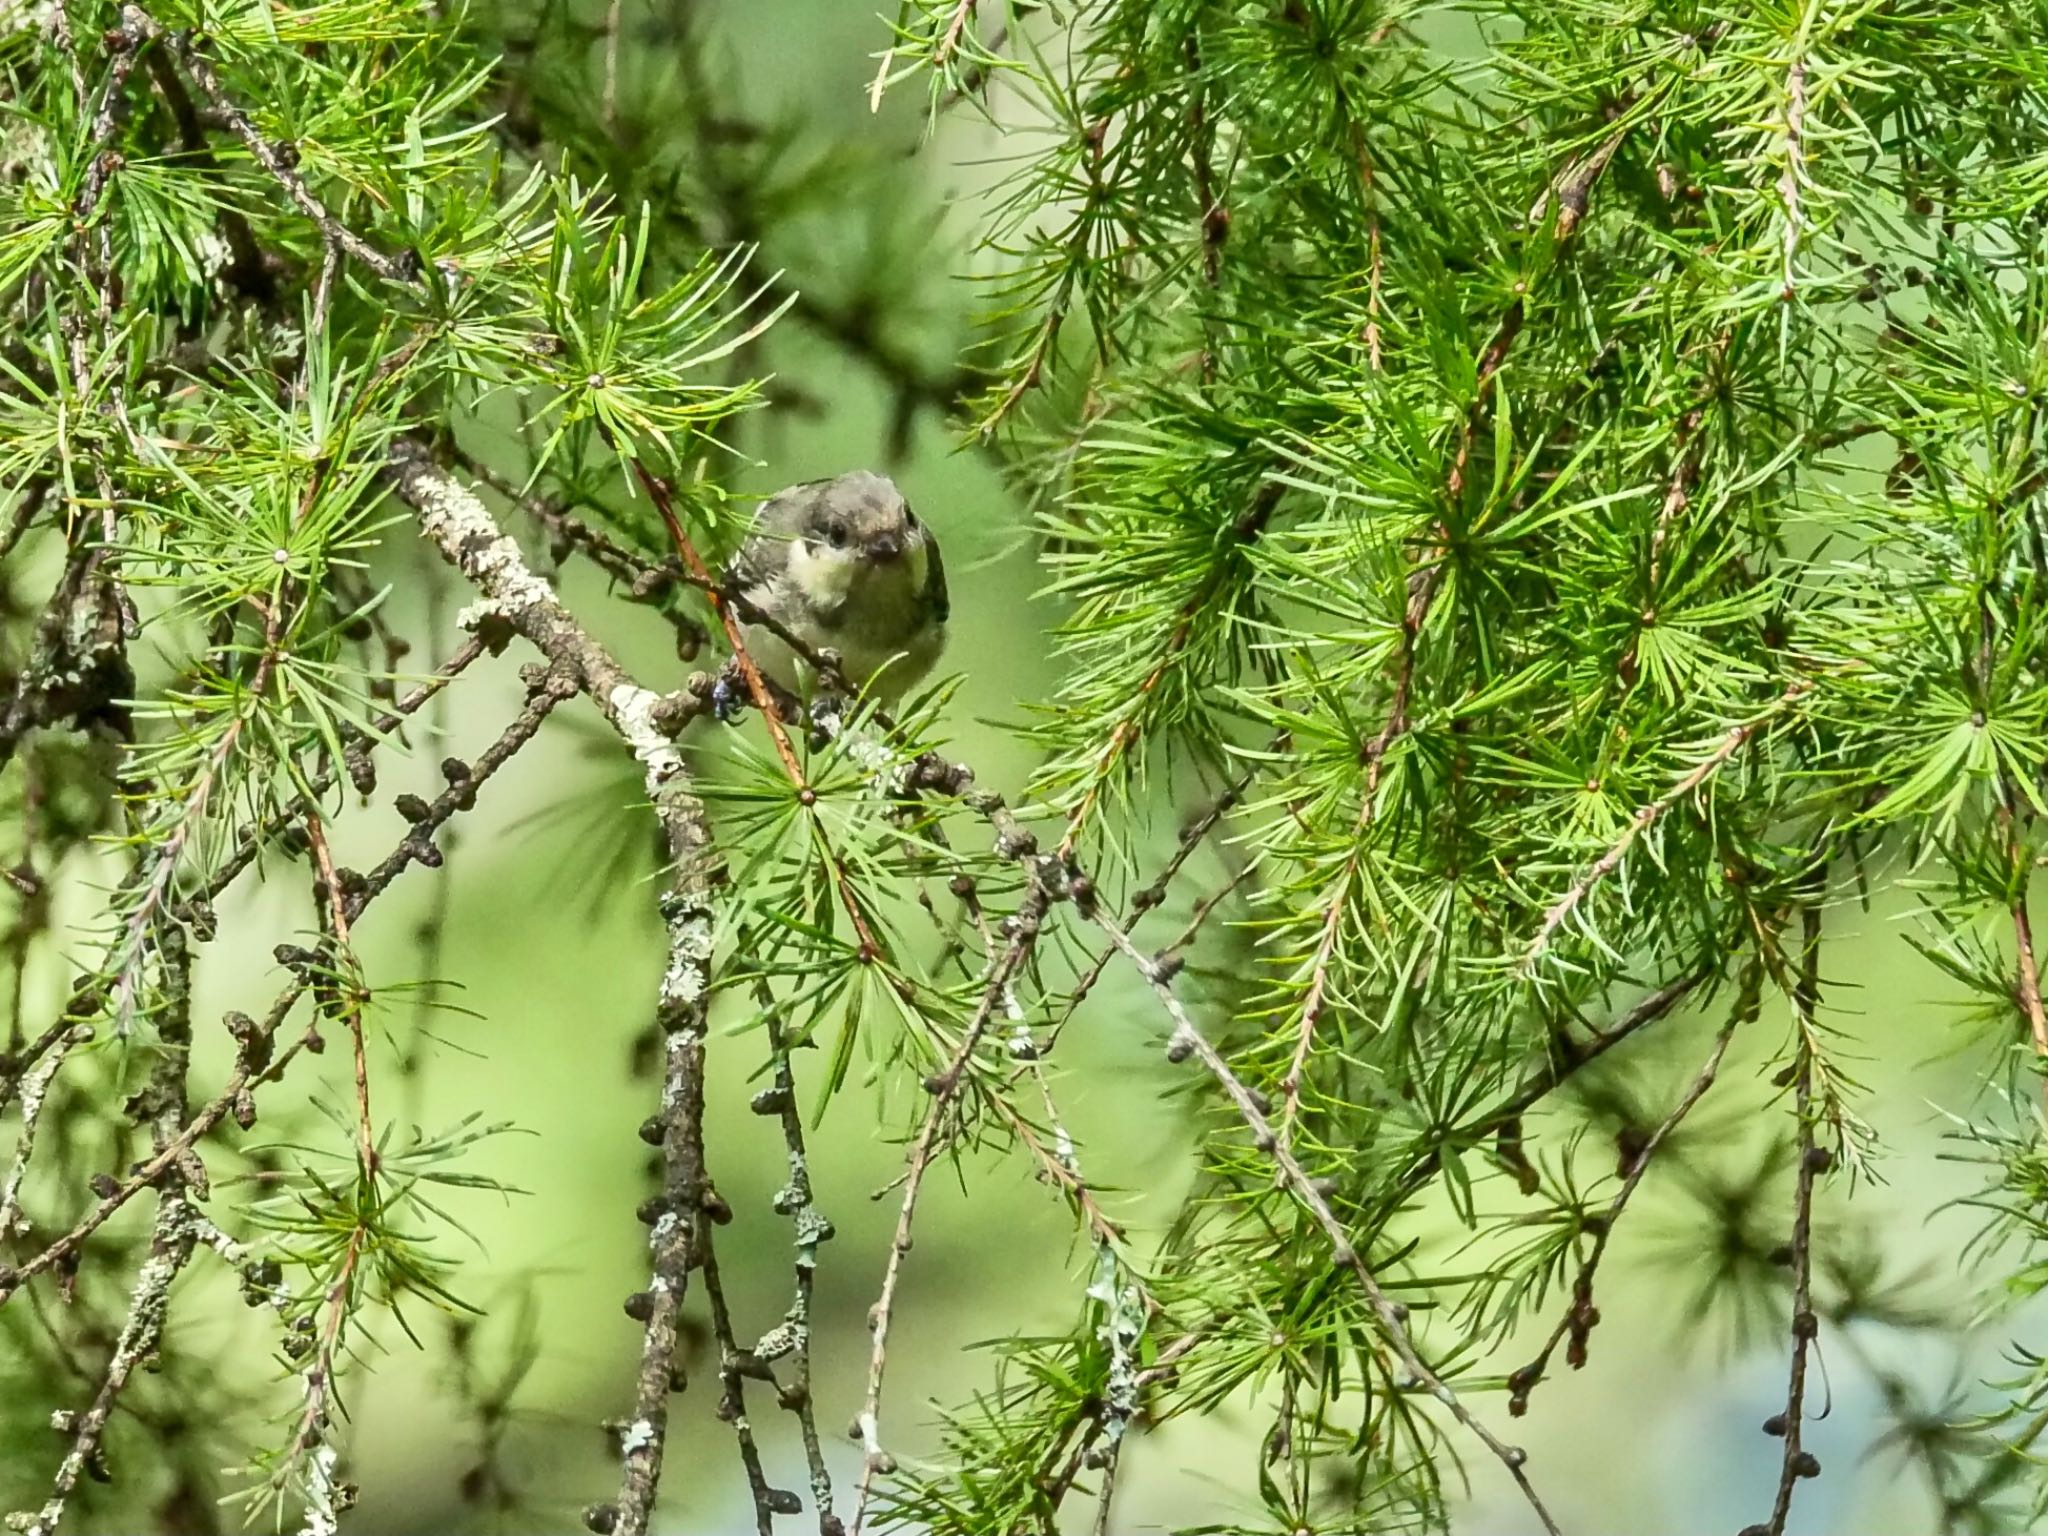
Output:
top-left (0, 0), bottom-right (59, 43)
top-left (753, 1319), bottom-right (800, 1362)
top-left (265, 315), bottom-right (305, 364)
top-left (658, 904), bottom-right (714, 1009)
top-left (812, 702), bottom-right (915, 797)
top-left (0, 115), bottom-right (52, 181)
top-left (619, 1418), bottom-right (656, 1457)
top-left (840, 726), bottom-right (897, 780)
top-left (455, 597), bottom-right (505, 633)
top-left (661, 959), bottom-right (703, 1007)
top-left (410, 466), bottom-right (556, 617)
top-left (609, 683), bottom-right (684, 787)
top-left (1084, 1245), bottom-right (1147, 1447)
top-left (196, 227), bottom-right (232, 283)
top-left (301, 1445), bottom-right (342, 1536)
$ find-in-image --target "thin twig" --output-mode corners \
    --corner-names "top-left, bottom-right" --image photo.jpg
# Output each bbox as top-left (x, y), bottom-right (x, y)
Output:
top-left (302, 815), bottom-right (378, 1179)
top-left (933, 0), bottom-right (977, 73)
top-left (2013, 892), bottom-right (2048, 1062)
top-left (1762, 907), bottom-right (1826, 1536)
top-left (279, 1218), bottom-right (369, 1526)
top-left (1507, 963), bottom-right (1758, 1413)
top-left (1048, 765), bottom-right (1252, 1049)
top-left (342, 668), bottom-right (579, 924)
top-left (1056, 484), bottom-right (1281, 857)
top-left (1185, 32), bottom-right (1226, 376)
top-left (602, 0), bottom-right (624, 131)
top-left (698, 1233), bottom-right (781, 1535)
top-left (1522, 679), bottom-right (1813, 970)
top-left (849, 876), bottom-right (1053, 1535)
top-left (1620, 330), bottom-right (1737, 694)
top-left (752, 988), bottom-right (839, 1531)
top-left (977, 107), bottom-right (1111, 438)
top-left (130, 8), bottom-right (415, 284)
top-left (0, 1026), bottom-right (87, 1243)
top-left (1778, 48), bottom-right (1809, 303)
top-left (1347, 121), bottom-right (1383, 370)
top-left (979, 309), bottom-right (1063, 438)
top-left (106, 648), bottom-right (277, 1036)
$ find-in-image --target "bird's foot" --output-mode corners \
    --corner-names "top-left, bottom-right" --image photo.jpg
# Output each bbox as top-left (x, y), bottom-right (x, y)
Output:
top-left (710, 665), bottom-right (749, 724)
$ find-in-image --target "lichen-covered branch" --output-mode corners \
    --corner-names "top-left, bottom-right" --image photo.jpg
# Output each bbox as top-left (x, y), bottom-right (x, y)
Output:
top-left (384, 442), bottom-right (722, 1536)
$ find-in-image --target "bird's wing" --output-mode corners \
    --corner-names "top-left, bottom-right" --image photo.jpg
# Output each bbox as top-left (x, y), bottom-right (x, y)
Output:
top-left (728, 481), bottom-right (828, 593)
top-left (923, 531), bottom-right (949, 625)
top-left (726, 532), bottom-right (773, 596)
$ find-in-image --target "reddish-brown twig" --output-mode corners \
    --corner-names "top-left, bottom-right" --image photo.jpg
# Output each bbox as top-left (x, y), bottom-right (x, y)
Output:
top-left (632, 465), bottom-right (903, 981)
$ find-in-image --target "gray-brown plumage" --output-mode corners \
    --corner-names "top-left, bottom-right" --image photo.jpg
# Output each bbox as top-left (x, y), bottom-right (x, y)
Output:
top-left (724, 471), bottom-right (948, 706)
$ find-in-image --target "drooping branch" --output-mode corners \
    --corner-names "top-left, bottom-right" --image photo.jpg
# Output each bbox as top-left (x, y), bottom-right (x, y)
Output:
top-left (17, 1192), bottom-right (203, 1536)
top-left (1277, 145), bottom-right (1625, 1137)
top-left (748, 991), bottom-right (839, 1531)
top-left (848, 864), bottom-right (1052, 1535)
top-left (818, 680), bottom-right (1570, 1533)
top-left (1081, 899), bottom-right (1564, 1536)
top-left (383, 442), bottom-right (723, 1536)
top-left (18, 920), bottom-right (199, 1536)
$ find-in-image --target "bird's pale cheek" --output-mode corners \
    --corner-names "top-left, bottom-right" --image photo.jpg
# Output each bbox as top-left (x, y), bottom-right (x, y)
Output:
top-left (788, 541), bottom-right (858, 607)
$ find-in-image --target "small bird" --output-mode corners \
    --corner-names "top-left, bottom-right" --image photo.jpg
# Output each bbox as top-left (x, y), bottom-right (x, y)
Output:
top-left (719, 471), bottom-right (948, 714)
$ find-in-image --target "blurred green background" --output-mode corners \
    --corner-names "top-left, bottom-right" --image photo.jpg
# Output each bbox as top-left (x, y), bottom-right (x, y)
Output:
top-left (5, 4), bottom-right (2037, 1534)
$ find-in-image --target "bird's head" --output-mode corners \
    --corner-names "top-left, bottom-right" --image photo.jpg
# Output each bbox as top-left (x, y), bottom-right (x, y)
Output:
top-left (794, 471), bottom-right (924, 567)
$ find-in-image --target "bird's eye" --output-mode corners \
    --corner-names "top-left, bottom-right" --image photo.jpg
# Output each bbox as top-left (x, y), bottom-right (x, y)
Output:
top-left (825, 522), bottom-right (848, 549)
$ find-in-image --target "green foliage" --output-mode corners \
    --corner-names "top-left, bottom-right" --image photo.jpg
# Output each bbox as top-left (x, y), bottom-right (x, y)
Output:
top-left (9, 1), bottom-right (2048, 1535)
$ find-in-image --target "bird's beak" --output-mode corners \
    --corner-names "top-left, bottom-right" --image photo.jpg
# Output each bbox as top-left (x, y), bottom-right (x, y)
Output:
top-left (866, 535), bottom-right (902, 562)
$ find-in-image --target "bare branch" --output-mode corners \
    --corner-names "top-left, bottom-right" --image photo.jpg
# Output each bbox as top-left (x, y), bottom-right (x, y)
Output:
top-left (0, 1026), bottom-right (87, 1244)
top-left (1507, 963), bottom-right (1759, 1412)
top-left (1759, 908), bottom-right (1826, 1536)
top-left (18, 1194), bottom-right (203, 1536)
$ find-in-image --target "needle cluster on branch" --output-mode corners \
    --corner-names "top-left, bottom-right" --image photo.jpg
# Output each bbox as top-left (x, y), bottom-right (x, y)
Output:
top-left (8, 3), bottom-right (2048, 1536)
